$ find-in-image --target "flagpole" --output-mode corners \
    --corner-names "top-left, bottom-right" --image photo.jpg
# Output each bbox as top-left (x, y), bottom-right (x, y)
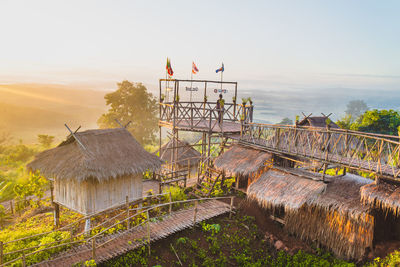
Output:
top-left (220, 69), bottom-right (223, 90)
top-left (190, 64), bottom-right (193, 102)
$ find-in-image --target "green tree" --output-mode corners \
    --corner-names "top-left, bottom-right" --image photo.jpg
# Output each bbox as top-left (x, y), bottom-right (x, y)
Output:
top-left (351, 109), bottom-right (400, 136)
top-left (345, 100), bottom-right (368, 121)
top-left (37, 134), bottom-right (55, 148)
top-left (97, 81), bottom-right (158, 145)
top-left (277, 117), bottom-right (293, 125)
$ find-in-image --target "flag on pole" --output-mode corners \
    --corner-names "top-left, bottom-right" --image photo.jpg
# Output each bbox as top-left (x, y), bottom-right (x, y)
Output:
top-left (166, 58), bottom-right (174, 76)
top-left (192, 62), bottom-right (199, 74)
top-left (216, 63), bottom-right (224, 73)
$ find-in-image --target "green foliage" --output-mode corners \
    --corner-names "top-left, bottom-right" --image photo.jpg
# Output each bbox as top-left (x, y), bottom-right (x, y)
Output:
top-left (366, 250), bottom-right (400, 267)
top-left (278, 117), bottom-right (293, 125)
top-left (37, 134), bottom-right (55, 148)
top-left (97, 80), bottom-right (158, 145)
top-left (164, 186), bottom-right (187, 202)
top-left (84, 259), bottom-right (97, 266)
top-left (336, 114), bottom-right (353, 130)
top-left (352, 109), bottom-right (400, 135)
top-left (241, 97), bottom-right (248, 105)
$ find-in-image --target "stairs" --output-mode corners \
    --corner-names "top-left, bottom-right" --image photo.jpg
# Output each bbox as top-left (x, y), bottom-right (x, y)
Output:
top-left (193, 167), bottom-right (224, 197)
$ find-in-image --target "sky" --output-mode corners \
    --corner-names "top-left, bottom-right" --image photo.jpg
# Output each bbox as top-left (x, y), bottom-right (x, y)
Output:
top-left (0, 0), bottom-right (399, 93)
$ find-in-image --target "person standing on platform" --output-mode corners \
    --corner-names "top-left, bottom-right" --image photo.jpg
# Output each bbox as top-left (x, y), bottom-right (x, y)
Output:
top-left (216, 94), bottom-right (225, 124)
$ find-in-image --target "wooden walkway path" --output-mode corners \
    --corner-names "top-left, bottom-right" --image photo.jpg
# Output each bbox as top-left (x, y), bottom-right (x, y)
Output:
top-left (35, 200), bottom-right (230, 267)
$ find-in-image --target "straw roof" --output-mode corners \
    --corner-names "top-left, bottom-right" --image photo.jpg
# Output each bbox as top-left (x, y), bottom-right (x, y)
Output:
top-left (214, 145), bottom-right (272, 177)
top-left (159, 139), bottom-right (200, 167)
top-left (285, 174), bottom-right (374, 260)
top-left (361, 180), bottom-right (400, 216)
top-left (247, 169), bottom-right (327, 212)
top-left (27, 128), bottom-right (163, 182)
top-left (297, 116), bottom-right (340, 128)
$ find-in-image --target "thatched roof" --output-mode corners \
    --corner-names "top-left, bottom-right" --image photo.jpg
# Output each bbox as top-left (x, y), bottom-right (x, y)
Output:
top-left (285, 174), bottom-right (374, 260)
top-left (361, 181), bottom-right (400, 216)
top-left (297, 116), bottom-right (340, 128)
top-left (214, 145), bottom-right (272, 177)
top-left (27, 128), bottom-right (163, 182)
top-left (247, 169), bottom-right (327, 212)
top-left (159, 139), bottom-right (201, 167)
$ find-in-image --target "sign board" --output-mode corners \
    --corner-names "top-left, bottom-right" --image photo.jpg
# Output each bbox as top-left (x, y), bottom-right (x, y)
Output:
top-left (214, 89), bottom-right (228, 93)
top-left (185, 87), bottom-right (199, 91)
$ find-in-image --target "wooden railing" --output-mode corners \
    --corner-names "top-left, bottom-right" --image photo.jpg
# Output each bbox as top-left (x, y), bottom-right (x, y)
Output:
top-left (159, 101), bottom-right (253, 130)
top-left (240, 123), bottom-right (400, 179)
top-left (0, 196), bottom-right (234, 266)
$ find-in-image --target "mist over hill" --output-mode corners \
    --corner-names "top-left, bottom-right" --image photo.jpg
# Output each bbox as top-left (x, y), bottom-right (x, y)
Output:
top-left (0, 84), bottom-right (107, 143)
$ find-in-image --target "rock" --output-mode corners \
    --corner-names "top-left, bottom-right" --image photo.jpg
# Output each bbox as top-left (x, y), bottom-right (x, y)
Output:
top-left (274, 240), bottom-right (285, 250)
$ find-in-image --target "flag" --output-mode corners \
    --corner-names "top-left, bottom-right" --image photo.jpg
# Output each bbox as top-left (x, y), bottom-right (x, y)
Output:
top-left (166, 58), bottom-right (174, 76)
top-left (216, 63), bottom-right (224, 73)
top-left (192, 62), bottom-right (199, 74)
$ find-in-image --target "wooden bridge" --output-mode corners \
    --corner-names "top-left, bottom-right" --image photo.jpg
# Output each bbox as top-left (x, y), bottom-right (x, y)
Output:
top-left (1, 198), bottom-right (232, 267)
top-left (239, 123), bottom-right (400, 180)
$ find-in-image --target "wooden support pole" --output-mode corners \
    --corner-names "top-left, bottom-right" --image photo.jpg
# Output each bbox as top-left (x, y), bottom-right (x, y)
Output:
top-left (0, 241), bottom-right (3, 265)
top-left (193, 200), bottom-right (198, 227)
top-left (22, 251), bottom-right (26, 267)
top-left (9, 200), bottom-right (13, 215)
top-left (70, 226), bottom-right (74, 244)
top-left (146, 210), bottom-right (151, 256)
top-left (169, 192), bottom-right (172, 214)
top-left (188, 159), bottom-right (191, 179)
top-left (92, 237), bottom-right (96, 260)
top-left (54, 203), bottom-right (60, 229)
top-left (126, 196), bottom-right (130, 230)
top-left (229, 196), bottom-right (234, 219)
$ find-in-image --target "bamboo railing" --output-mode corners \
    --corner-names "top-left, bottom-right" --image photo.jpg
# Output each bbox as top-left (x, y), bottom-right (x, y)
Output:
top-left (0, 196), bottom-right (234, 266)
top-left (240, 123), bottom-right (400, 179)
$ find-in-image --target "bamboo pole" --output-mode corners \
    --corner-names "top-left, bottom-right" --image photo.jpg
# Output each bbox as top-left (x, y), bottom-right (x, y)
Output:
top-left (92, 237), bottom-right (96, 260)
top-left (0, 241), bottom-right (3, 265)
top-left (126, 196), bottom-right (130, 230)
top-left (22, 252), bottom-right (26, 267)
top-left (193, 200), bottom-right (198, 227)
top-left (146, 210), bottom-right (151, 256)
top-left (169, 192), bottom-right (172, 214)
top-left (229, 196), bottom-right (234, 219)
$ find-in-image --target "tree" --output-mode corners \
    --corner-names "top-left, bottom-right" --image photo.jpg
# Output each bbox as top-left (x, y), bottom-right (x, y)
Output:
top-left (345, 100), bottom-right (369, 120)
top-left (37, 134), bottom-right (55, 148)
top-left (97, 81), bottom-right (158, 145)
top-left (277, 117), bottom-right (293, 125)
top-left (351, 109), bottom-right (400, 136)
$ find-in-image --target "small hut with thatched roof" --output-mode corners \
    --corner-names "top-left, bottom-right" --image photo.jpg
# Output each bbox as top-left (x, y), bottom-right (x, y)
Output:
top-left (159, 138), bottom-right (201, 176)
top-left (214, 145), bottom-right (273, 189)
top-left (28, 128), bottom-right (162, 217)
top-left (297, 116), bottom-right (340, 128)
top-left (361, 180), bottom-right (400, 243)
top-left (247, 169), bottom-right (374, 260)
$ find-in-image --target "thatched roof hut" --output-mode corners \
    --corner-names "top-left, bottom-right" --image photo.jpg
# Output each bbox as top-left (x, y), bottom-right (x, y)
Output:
top-left (247, 169), bottom-right (326, 212)
top-left (28, 128), bottom-right (162, 215)
top-left (247, 168), bottom-right (374, 260)
top-left (285, 174), bottom-right (374, 260)
top-left (214, 145), bottom-right (272, 185)
top-left (297, 116), bottom-right (339, 128)
top-left (361, 181), bottom-right (400, 216)
top-left (159, 139), bottom-right (201, 168)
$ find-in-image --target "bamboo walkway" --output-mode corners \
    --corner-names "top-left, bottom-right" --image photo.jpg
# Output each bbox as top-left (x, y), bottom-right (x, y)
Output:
top-left (35, 200), bottom-right (230, 267)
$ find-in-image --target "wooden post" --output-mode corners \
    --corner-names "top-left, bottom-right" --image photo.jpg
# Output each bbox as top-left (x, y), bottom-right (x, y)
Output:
top-left (159, 182), bottom-right (162, 194)
top-left (92, 237), bottom-right (96, 260)
top-left (126, 196), bottom-right (130, 230)
top-left (188, 159), bottom-right (191, 179)
top-left (9, 200), bottom-right (13, 215)
top-left (22, 251), bottom-right (26, 267)
top-left (54, 203), bottom-right (60, 229)
top-left (275, 128), bottom-right (281, 149)
top-left (229, 196), bottom-right (234, 219)
top-left (169, 192), bottom-right (172, 214)
top-left (70, 226), bottom-right (74, 244)
top-left (193, 200), bottom-right (198, 227)
top-left (0, 241), bottom-right (3, 265)
top-left (146, 210), bottom-right (151, 256)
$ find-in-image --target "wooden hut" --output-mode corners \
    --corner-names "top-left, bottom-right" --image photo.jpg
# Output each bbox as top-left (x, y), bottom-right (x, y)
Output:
top-left (159, 139), bottom-right (201, 177)
top-left (213, 145), bottom-right (273, 190)
top-left (247, 169), bottom-right (374, 260)
top-left (297, 116), bottom-right (340, 128)
top-left (361, 181), bottom-right (400, 242)
top-left (27, 128), bottom-right (162, 216)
